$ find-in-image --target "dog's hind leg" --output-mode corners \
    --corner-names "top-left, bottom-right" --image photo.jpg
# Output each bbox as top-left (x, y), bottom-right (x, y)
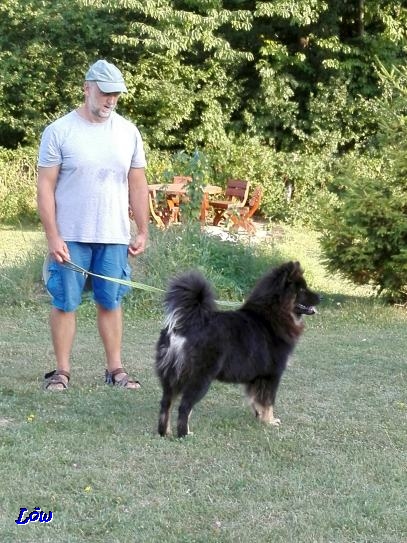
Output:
top-left (177, 379), bottom-right (212, 438)
top-left (245, 377), bottom-right (281, 426)
top-left (158, 383), bottom-right (176, 436)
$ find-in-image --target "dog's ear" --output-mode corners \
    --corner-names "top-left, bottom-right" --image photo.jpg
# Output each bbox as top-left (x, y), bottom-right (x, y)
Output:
top-left (287, 261), bottom-right (303, 282)
top-left (274, 261), bottom-right (303, 291)
top-left (276, 261), bottom-right (300, 289)
top-left (287, 260), bottom-right (304, 283)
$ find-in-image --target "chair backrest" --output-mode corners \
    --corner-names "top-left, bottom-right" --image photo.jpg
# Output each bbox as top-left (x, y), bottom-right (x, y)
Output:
top-left (173, 175), bottom-right (192, 185)
top-left (246, 186), bottom-right (263, 218)
top-left (225, 179), bottom-right (250, 205)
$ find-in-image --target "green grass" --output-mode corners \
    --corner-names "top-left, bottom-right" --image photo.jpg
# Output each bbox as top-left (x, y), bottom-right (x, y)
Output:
top-left (0, 223), bottom-right (406, 542)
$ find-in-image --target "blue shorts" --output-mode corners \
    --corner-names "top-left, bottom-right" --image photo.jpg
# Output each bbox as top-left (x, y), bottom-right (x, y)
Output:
top-left (46, 242), bottom-right (132, 312)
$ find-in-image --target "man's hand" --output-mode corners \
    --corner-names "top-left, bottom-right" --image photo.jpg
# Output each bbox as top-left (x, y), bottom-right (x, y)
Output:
top-left (128, 232), bottom-right (148, 256)
top-left (47, 235), bottom-right (71, 263)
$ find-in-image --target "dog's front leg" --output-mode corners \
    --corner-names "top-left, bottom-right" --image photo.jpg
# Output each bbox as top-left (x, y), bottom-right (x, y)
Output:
top-left (245, 377), bottom-right (281, 426)
top-left (253, 402), bottom-right (281, 426)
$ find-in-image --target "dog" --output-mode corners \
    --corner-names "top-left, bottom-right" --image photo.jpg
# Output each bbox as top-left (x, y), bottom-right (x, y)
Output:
top-left (155, 261), bottom-right (320, 438)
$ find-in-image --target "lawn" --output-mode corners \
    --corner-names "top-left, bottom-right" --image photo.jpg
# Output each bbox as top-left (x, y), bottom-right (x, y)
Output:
top-left (0, 224), bottom-right (406, 543)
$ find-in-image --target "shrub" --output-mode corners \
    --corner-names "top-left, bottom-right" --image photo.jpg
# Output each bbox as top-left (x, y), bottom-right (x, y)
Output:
top-left (319, 63), bottom-right (407, 304)
top-left (0, 147), bottom-right (39, 224)
top-left (319, 152), bottom-right (407, 303)
top-left (271, 149), bottom-right (337, 225)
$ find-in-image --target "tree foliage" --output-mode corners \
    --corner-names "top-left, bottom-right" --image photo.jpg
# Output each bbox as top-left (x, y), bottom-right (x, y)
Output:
top-left (0, 0), bottom-right (406, 152)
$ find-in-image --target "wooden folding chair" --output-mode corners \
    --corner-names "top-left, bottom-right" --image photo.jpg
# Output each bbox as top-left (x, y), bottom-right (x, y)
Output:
top-left (148, 190), bottom-right (169, 228)
top-left (208, 179), bottom-right (250, 226)
top-left (227, 185), bottom-right (263, 234)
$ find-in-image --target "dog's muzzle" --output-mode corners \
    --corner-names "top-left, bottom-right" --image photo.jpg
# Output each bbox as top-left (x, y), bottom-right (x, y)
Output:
top-left (294, 303), bottom-right (317, 315)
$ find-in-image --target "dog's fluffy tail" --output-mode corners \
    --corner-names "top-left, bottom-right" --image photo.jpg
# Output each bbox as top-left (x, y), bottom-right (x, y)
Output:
top-left (164, 270), bottom-right (217, 334)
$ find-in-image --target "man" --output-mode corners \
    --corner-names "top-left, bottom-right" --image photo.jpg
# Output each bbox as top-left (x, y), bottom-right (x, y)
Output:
top-left (37, 59), bottom-right (149, 390)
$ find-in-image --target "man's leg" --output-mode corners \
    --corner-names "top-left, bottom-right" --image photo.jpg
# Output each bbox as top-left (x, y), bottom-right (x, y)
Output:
top-left (48, 307), bottom-right (76, 390)
top-left (97, 304), bottom-right (122, 371)
top-left (44, 241), bottom-right (90, 390)
top-left (97, 304), bottom-right (140, 389)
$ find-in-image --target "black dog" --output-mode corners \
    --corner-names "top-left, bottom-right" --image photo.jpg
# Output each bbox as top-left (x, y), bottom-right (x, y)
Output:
top-left (155, 261), bottom-right (320, 437)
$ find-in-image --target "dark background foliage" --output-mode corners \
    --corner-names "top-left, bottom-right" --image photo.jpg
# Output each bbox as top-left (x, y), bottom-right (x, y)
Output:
top-left (1, 0), bottom-right (405, 152)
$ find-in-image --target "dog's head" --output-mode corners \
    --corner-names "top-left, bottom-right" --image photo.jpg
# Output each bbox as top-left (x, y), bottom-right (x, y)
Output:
top-left (245, 261), bottom-right (320, 335)
top-left (286, 262), bottom-right (320, 317)
top-left (275, 261), bottom-right (320, 342)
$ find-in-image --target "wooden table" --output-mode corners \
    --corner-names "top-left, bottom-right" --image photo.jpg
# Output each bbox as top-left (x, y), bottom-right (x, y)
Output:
top-left (148, 183), bottom-right (222, 225)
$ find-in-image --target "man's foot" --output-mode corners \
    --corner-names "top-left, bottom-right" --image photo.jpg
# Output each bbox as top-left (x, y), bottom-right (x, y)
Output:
top-left (105, 368), bottom-right (141, 389)
top-left (43, 370), bottom-right (70, 391)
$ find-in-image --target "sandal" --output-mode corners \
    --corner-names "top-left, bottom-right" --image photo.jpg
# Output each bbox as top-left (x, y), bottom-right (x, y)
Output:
top-left (105, 368), bottom-right (141, 389)
top-left (43, 369), bottom-right (70, 391)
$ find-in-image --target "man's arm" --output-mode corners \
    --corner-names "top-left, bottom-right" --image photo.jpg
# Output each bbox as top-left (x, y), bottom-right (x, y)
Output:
top-left (128, 167), bottom-right (149, 256)
top-left (37, 165), bottom-right (70, 263)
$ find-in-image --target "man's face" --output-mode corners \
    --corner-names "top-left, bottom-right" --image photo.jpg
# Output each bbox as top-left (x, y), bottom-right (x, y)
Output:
top-left (84, 82), bottom-right (121, 121)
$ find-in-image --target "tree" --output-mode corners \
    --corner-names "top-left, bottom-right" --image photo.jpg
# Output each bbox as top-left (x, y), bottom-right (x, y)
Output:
top-left (320, 63), bottom-right (407, 303)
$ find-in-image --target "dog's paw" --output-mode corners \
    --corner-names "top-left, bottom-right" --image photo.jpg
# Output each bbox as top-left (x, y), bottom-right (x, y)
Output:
top-left (268, 418), bottom-right (281, 427)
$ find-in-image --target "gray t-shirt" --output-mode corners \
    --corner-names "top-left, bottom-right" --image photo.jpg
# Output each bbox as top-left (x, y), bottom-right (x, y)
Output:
top-left (38, 110), bottom-right (146, 244)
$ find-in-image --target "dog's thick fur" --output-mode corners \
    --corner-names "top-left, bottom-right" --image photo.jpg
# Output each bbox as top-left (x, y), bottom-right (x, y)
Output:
top-left (155, 261), bottom-right (320, 437)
